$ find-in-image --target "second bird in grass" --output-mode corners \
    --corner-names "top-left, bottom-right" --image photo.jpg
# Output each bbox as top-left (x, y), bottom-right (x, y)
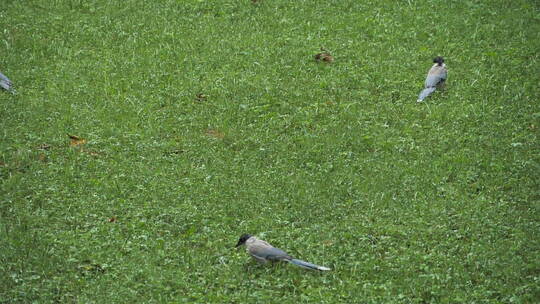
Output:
top-left (417, 56), bottom-right (447, 102)
top-left (235, 234), bottom-right (331, 271)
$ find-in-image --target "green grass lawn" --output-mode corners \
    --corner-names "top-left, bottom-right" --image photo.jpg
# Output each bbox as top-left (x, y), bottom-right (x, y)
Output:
top-left (1, 0), bottom-right (539, 302)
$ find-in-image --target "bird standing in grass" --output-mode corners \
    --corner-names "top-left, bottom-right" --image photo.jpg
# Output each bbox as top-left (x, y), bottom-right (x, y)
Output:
top-left (235, 234), bottom-right (331, 271)
top-left (417, 56), bottom-right (447, 102)
top-left (0, 71), bottom-right (15, 94)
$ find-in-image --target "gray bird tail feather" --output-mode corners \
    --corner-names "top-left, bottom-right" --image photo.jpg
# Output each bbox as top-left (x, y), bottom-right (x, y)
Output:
top-left (417, 87), bottom-right (436, 102)
top-left (0, 77), bottom-right (16, 94)
top-left (288, 259), bottom-right (330, 271)
top-left (1, 83), bottom-right (16, 94)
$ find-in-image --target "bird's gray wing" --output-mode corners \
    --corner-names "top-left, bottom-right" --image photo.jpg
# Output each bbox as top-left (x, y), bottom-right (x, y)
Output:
top-left (248, 242), bottom-right (292, 261)
top-left (425, 66), bottom-right (446, 88)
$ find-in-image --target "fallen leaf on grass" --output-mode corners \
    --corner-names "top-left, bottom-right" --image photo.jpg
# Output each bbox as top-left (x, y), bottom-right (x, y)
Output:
top-left (68, 134), bottom-right (86, 147)
top-left (315, 53), bottom-right (334, 63)
top-left (195, 93), bottom-right (208, 102)
top-left (67, 135), bottom-right (103, 157)
top-left (82, 149), bottom-right (102, 157)
top-left (205, 129), bottom-right (225, 139)
top-left (164, 149), bottom-right (186, 156)
top-left (77, 261), bottom-right (105, 276)
top-left (314, 47), bottom-right (334, 63)
top-left (322, 240), bottom-right (335, 246)
top-left (38, 153), bottom-right (47, 162)
top-left (37, 144), bottom-right (51, 150)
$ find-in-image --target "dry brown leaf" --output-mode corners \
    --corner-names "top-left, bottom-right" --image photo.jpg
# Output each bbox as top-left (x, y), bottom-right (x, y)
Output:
top-left (205, 129), bottom-right (224, 139)
top-left (37, 144), bottom-right (51, 150)
top-left (164, 149), bottom-right (186, 156)
top-left (68, 134), bottom-right (87, 147)
top-left (195, 93), bottom-right (208, 102)
top-left (82, 149), bottom-right (102, 157)
top-left (322, 54), bottom-right (334, 62)
top-left (315, 47), bottom-right (334, 63)
top-left (322, 240), bottom-right (334, 246)
top-left (315, 53), bottom-right (334, 63)
top-left (38, 153), bottom-right (47, 162)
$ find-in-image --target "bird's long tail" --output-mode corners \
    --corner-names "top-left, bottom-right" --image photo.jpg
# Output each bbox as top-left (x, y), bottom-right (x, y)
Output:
top-left (417, 87), bottom-right (436, 102)
top-left (0, 77), bottom-right (15, 94)
top-left (288, 259), bottom-right (330, 271)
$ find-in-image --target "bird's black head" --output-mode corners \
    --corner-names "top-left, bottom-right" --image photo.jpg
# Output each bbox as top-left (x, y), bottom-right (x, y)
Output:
top-left (235, 234), bottom-right (252, 247)
top-left (433, 56), bottom-right (445, 66)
